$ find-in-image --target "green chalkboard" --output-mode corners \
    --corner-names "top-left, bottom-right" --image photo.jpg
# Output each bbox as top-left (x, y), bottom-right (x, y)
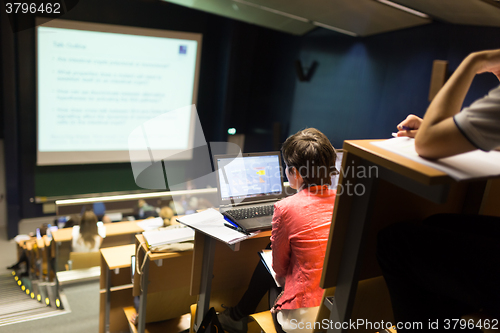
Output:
top-left (34, 163), bottom-right (143, 197)
top-left (35, 161), bottom-right (189, 198)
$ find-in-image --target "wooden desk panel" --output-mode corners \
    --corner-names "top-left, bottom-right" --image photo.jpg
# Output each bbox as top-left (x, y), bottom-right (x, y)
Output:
top-left (133, 234), bottom-right (198, 328)
top-left (190, 229), bottom-right (272, 329)
top-left (99, 287), bottom-right (134, 333)
top-left (99, 244), bottom-right (135, 333)
top-left (319, 139), bottom-right (497, 333)
top-left (322, 141), bottom-right (479, 288)
top-left (101, 244), bottom-right (136, 270)
top-left (357, 178), bottom-right (471, 281)
top-left (133, 234), bottom-right (192, 296)
top-left (209, 234), bottom-right (271, 312)
top-left (190, 230), bottom-right (271, 297)
top-left (53, 221), bottom-right (143, 243)
top-left (100, 244), bottom-right (135, 289)
top-left (480, 178), bottom-right (500, 217)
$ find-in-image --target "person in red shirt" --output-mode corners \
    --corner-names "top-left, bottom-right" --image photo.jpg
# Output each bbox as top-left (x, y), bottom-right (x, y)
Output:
top-left (219, 128), bottom-right (337, 333)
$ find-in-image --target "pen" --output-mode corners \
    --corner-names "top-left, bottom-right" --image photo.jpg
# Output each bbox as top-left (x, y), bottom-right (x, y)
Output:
top-left (400, 125), bottom-right (413, 131)
top-left (224, 223), bottom-right (250, 235)
top-left (223, 215), bottom-right (239, 228)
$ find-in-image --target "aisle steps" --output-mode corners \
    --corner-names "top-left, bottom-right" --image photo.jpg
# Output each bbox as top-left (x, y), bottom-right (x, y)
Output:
top-left (0, 274), bottom-right (70, 326)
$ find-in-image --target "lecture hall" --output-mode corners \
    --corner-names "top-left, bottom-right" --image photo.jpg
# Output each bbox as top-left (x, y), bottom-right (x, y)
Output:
top-left (2, 1), bottom-right (500, 333)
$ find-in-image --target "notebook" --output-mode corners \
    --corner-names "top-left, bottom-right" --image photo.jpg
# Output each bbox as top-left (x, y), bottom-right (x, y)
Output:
top-left (214, 151), bottom-right (285, 232)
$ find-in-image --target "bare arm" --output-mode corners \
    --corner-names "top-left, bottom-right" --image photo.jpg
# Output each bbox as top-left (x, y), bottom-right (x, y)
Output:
top-left (415, 50), bottom-right (500, 159)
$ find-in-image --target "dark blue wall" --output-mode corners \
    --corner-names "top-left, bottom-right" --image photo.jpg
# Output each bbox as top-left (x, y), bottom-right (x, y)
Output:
top-left (289, 23), bottom-right (500, 149)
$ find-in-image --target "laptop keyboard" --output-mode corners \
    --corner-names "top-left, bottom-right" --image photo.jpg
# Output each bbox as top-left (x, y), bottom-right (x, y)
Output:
top-left (225, 205), bottom-right (275, 220)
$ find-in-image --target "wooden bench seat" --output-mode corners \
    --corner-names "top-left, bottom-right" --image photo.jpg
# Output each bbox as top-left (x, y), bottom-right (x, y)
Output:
top-left (123, 306), bottom-right (191, 333)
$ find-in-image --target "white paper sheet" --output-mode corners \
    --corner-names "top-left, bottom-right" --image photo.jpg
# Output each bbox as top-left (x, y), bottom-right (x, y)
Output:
top-left (142, 227), bottom-right (195, 248)
top-left (176, 208), bottom-right (256, 245)
top-left (137, 217), bottom-right (164, 231)
top-left (372, 138), bottom-right (500, 181)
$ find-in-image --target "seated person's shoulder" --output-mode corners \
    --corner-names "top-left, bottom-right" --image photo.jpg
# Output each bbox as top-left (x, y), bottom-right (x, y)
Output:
top-left (71, 225), bottom-right (80, 238)
top-left (275, 193), bottom-right (295, 209)
top-left (454, 85), bottom-right (500, 152)
top-left (95, 235), bottom-right (103, 249)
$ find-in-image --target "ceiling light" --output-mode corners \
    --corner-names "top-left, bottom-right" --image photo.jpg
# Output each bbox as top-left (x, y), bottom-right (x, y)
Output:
top-left (375, 0), bottom-right (430, 18)
top-left (312, 22), bottom-right (358, 37)
top-left (232, 0), bottom-right (309, 22)
top-left (231, 0), bottom-right (357, 37)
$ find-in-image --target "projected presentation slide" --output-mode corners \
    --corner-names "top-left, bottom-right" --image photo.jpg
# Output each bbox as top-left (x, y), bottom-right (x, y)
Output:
top-left (37, 20), bottom-right (201, 165)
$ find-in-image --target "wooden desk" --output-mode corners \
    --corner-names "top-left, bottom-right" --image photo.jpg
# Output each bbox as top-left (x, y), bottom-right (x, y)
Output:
top-left (133, 234), bottom-right (196, 333)
top-left (320, 140), bottom-right (496, 333)
top-left (99, 244), bottom-right (135, 333)
top-left (53, 221), bottom-right (144, 271)
top-left (191, 230), bottom-right (272, 330)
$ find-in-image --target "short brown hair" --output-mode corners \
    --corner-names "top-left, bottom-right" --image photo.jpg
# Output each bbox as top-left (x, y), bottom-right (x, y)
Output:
top-left (281, 128), bottom-right (337, 188)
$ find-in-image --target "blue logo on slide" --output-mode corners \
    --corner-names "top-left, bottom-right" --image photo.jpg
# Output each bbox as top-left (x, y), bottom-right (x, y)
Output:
top-left (179, 45), bottom-right (187, 54)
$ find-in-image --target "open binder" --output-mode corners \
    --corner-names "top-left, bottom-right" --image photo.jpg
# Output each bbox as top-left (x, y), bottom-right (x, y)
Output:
top-left (259, 249), bottom-right (282, 287)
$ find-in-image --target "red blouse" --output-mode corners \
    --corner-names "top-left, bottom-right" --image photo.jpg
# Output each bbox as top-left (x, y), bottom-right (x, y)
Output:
top-left (271, 185), bottom-right (336, 310)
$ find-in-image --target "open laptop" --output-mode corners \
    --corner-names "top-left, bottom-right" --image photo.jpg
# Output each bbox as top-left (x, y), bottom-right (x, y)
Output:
top-left (214, 151), bottom-right (285, 232)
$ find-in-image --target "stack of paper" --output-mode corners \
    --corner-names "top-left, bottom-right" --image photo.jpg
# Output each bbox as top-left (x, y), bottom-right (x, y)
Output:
top-left (372, 138), bottom-right (500, 181)
top-left (143, 227), bottom-right (195, 248)
top-left (176, 208), bottom-right (256, 245)
top-left (137, 217), bottom-right (164, 231)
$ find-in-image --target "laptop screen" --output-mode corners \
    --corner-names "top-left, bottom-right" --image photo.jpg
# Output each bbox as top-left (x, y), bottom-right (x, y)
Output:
top-left (215, 152), bottom-right (284, 204)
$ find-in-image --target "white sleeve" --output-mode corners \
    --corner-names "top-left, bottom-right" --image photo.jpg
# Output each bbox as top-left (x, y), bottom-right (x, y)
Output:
top-left (454, 85), bottom-right (500, 151)
top-left (71, 226), bottom-right (80, 249)
top-left (98, 224), bottom-right (106, 238)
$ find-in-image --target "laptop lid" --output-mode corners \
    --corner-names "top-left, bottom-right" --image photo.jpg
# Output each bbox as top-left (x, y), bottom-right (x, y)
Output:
top-left (331, 150), bottom-right (343, 189)
top-left (214, 151), bottom-right (284, 207)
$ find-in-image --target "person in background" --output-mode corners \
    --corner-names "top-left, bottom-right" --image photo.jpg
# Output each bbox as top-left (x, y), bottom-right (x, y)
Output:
top-left (72, 211), bottom-right (103, 252)
top-left (7, 223), bottom-right (50, 272)
top-left (218, 128), bottom-right (337, 333)
top-left (63, 214), bottom-right (80, 229)
top-left (378, 49), bottom-right (500, 332)
top-left (159, 206), bottom-right (175, 226)
top-left (101, 215), bottom-right (112, 224)
top-left (137, 199), bottom-right (158, 219)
